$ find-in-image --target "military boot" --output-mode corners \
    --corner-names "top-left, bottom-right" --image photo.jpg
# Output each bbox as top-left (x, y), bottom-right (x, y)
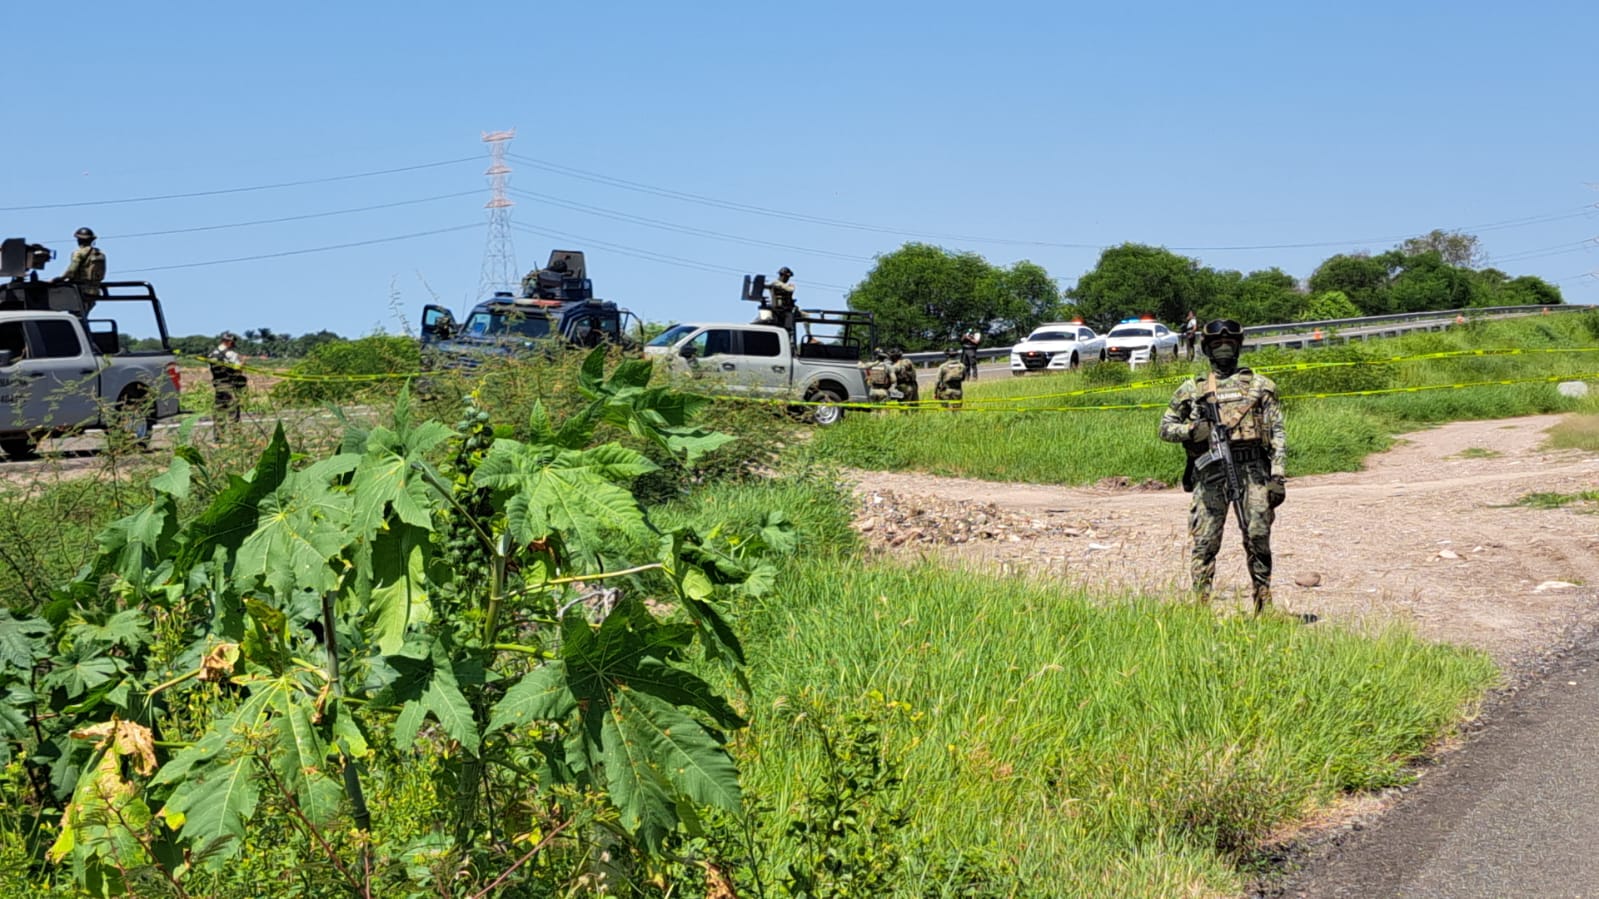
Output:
top-left (1252, 585), bottom-right (1273, 615)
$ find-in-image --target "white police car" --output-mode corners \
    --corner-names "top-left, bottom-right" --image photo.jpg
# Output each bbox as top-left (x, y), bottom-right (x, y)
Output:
top-left (1009, 321), bottom-right (1107, 375)
top-left (1104, 317), bottom-right (1181, 364)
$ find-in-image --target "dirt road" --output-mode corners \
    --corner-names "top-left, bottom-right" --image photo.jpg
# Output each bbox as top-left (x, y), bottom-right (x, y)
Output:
top-left (849, 414), bottom-right (1599, 670)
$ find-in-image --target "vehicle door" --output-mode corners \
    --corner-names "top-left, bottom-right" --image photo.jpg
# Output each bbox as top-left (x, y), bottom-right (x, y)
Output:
top-left (2, 319), bottom-right (100, 431)
top-left (420, 305), bottom-right (457, 345)
top-left (678, 327), bottom-right (737, 381)
top-left (732, 328), bottom-right (790, 392)
top-left (1154, 324), bottom-right (1175, 353)
top-left (1077, 326), bottom-right (1102, 358)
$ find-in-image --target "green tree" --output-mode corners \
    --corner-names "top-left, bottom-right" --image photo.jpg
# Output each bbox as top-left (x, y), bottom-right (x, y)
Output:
top-left (1307, 252), bottom-right (1403, 315)
top-left (1388, 251), bottom-right (1481, 312)
top-left (1495, 274), bottom-right (1564, 307)
top-left (1296, 290), bottom-right (1362, 321)
top-left (848, 243), bottom-right (1064, 350)
top-left (1400, 229), bottom-right (1484, 269)
top-left (1226, 268), bottom-right (1302, 325)
top-left (1066, 244), bottom-right (1217, 330)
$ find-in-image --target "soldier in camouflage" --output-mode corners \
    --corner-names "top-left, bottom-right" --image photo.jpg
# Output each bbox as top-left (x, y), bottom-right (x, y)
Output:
top-left (935, 347), bottom-right (965, 409)
top-left (55, 227), bottom-right (107, 298)
top-left (860, 349), bottom-right (893, 403)
top-left (1158, 319), bottom-right (1288, 614)
top-left (887, 346), bottom-right (918, 403)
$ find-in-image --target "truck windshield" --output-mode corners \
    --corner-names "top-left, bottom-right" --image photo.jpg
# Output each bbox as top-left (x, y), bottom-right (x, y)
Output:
top-left (462, 309), bottom-right (553, 340)
top-left (646, 324), bottom-right (698, 347)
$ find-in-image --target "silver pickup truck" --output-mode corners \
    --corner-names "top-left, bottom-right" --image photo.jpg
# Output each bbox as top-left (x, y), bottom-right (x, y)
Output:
top-left (642, 318), bottom-right (873, 425)
top-left (0, 279), bottom-right (182, 460)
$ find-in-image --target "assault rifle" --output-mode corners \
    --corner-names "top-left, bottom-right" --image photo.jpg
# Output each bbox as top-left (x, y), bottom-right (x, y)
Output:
top-left (1194, 392), bottom-right (1249, 534)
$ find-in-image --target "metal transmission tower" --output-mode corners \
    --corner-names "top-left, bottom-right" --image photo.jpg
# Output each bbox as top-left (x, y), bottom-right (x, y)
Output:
top-left (478, 129), bottom-right (518, 298)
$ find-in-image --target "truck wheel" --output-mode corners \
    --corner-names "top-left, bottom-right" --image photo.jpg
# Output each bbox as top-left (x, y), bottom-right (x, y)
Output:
top-left (0, 436), bottom-right (38, 461)
top-left (808, 389), bottom-right (845, 427)
top-left (114, 389), bottom-right (156, 451)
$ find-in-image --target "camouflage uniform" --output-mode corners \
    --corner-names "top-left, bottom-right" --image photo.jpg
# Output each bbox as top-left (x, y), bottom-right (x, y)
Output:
top-left (890, 356), bottom-right (919, 403)
top-left (861, 357), bottom-right (893, 403)
top-left (208, 337), bottom-right (248, 428)
top-left (60, 245), bottom-right (107, 296)
top-left (1158, 367), bottom-right (1286, 607)
top-left (935, 357), bottom-right (965, 407)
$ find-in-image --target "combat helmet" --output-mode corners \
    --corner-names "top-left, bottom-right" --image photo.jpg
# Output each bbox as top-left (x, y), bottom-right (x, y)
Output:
top-left (74, 227), bottom-right (96, 241)
top-left (777, 266), bottom-right (793, 278)
top-left (1199, 318), bottom-right (1243, 355)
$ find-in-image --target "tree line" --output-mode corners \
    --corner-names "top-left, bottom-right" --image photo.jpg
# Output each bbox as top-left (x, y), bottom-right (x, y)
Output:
top-left (126, 327), bottom-right (345, 358)
top-left (847, 230), bottom-right (1565, 352)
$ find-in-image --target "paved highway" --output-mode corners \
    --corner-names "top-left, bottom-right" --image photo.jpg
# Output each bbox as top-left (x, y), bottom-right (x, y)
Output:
top-left (1277, 632), bottom-right (1599, 898)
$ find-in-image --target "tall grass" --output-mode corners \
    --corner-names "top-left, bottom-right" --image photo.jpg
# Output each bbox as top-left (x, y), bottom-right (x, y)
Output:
top-left (736, 561), bottom-right (1496, 896)
top-left (658, 478), bottom-right (1496, 896)
top-left (811, 313), bottom-right (1599, 484)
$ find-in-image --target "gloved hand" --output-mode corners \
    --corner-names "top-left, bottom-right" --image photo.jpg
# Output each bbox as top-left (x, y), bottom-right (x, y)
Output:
top-left (1189, 420), bottom-right (1212, 444)
top-left (1267, 476), bottom-right (1286, 508)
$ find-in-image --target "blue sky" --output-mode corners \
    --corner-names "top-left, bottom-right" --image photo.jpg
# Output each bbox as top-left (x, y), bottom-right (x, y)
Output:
top-left (9, 1), bottom-right (1596, 339)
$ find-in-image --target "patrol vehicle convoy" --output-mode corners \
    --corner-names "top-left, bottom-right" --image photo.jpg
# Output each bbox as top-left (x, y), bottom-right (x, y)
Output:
top-left (1009, 320), bottom-right (1107, 374)
top-left (0, 238), bottom-right (182, 460)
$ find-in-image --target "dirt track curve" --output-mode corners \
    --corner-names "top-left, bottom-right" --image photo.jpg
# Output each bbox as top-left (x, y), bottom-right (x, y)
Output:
top-left (849, 414), bottom-right (1599, 670)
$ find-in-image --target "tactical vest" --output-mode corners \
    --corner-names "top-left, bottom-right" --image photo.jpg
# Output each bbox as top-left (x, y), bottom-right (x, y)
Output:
top-left (82, 248), bottom-right (106, 282)
top-left (1206, 371), bottom-right (1265, 444)
top-left (938, 361), bottom-right (964, 388)
top-left (866, 362), bottom-right (892, 389)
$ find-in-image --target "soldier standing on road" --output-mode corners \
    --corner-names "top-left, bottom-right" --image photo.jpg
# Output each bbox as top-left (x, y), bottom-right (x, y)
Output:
top-left (960, 328), bottom-right (982, 380)
top-left (935, 347), bottom-right (966, 409)
top-left (1158, 319), bottom-right (1288, 615)
top-left (888, 346), bottom-right (918, 404)
top-left (54, 227), bottom-right (107, 302)
top-left (208, 331), bottom-right (249, 433)
top-left (860, 349), bottom-right (893, 403)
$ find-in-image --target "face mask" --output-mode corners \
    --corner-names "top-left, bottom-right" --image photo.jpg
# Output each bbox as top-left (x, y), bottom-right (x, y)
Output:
top-left (1207, 342), bottom-right (1239, 367)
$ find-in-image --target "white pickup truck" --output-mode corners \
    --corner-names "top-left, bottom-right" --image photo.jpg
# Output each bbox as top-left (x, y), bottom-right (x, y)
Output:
top-left (0, 280), bottom-right (182, 460)
top-left (642, 317), bottom-right (874, 425)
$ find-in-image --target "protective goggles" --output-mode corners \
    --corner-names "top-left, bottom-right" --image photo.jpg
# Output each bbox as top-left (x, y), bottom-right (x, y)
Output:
top-left (1202, 319), bottom-right (1243, 340)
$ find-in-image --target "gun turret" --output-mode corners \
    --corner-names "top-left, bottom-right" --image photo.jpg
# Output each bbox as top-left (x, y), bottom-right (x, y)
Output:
top-left (1, 238), bottom-right (54, 279)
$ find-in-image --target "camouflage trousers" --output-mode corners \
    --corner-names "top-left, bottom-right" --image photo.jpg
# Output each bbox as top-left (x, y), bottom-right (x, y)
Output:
top-left (934, 385), bottom-right (962, 403)
top-left (897, 382), bottom-right (919, 403)
top-left (1188, 462), bottom-right (1275, 600)
top-left (868, 388), bottom-right (891, 403)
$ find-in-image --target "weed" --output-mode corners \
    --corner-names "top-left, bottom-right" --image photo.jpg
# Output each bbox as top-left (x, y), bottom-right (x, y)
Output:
top-left (1454, 447), bottom-right (1501, 459)
top-left (1516, 490), bottom-right (1599, 510)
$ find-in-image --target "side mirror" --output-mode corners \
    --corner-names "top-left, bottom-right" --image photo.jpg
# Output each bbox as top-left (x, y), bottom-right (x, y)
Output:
top-left (679, 344), bottom-right (697, 360)
top-left (0, 349), bottom-right (13, 367)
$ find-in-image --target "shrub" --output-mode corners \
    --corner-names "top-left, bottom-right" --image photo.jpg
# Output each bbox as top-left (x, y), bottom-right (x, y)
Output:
top-left (272, 335), bottom-right (420, 405)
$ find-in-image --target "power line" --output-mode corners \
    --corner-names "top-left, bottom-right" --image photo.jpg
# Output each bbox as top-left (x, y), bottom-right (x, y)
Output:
top-left (510, 151), bottom-right (1599, 253)
top-left (0, 156), bottom-right (480, 211)
top-left (90, 191), bottom-right (482, 240)
top-left (510, 222), bottom-right (854, 292)
top-left (509, 188), bottom-right (874, 262)
top-left (120, 224), bottom-right (481, 273)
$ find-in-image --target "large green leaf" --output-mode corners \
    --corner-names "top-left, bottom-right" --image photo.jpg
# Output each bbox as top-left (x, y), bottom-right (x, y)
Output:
top-left (599, 706), bottom-right (675, 850)
top-left (71, 609), bottom-right (152, 653)
top-left (162, 755), bottom-right (260, 860)
top-left (234, 474), bottom-right (353, 597)
top-left (421, 668), bottom-right (479, 754)
top-left (269, 697), bottom-right (342, 825)
top-left (174, 425), bottom-right (292, 574)
top-left (148, 455), bottom-right (192, 500)
top-left (362, 527), bottom-right (434, 654)
top-left (611, 687), bottom-right (742, 814)
top-left (629, 658), bottom-right (745, 730)
top-left (350, 421), bottom-right (451, 538)
top-left (0, 609), bottom-right (50, 670)
top-left (41, 649), bottom-right (120, 699)
top-left (486, 663), bottom-right (576, 734)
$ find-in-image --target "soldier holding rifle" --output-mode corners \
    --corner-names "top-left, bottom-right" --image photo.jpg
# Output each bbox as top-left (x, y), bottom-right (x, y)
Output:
top-left (1158, 319), bottom-right (1289, 615)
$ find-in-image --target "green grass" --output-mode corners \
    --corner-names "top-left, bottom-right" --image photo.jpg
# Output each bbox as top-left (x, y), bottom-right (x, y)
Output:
top-left (658, 478), bottom-right (1498, 896)
top-left (1544, 413), bottom-right (1599, 452)
top-left (811, 313), bottom-right (1599, 485)
top-left (1515, 490), bottom-right (1599, 510)
top-left (1453, 447), bottom-right (1502, 459)
top-left (731, 560), bottom-right (1496, 896)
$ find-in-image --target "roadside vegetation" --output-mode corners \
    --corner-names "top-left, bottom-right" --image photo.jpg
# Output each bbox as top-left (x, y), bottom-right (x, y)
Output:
top-left (809, 312), bottom-right (1599, 484)
top-left (3, 320), bottom-right (1585, 895)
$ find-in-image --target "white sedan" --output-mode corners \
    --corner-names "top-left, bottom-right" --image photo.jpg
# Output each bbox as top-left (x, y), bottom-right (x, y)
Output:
top-left (1103, 320), bottom-right (1182, 364)
top-left (1009, 322), bottom-right (1106, 375)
